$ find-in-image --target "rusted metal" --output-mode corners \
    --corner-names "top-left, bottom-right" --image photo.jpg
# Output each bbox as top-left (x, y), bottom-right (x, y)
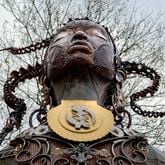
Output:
top-left (0, 18), bottom-right (164, 165)
top-left (122, 61), bottom-right (164, 118)
top-left (7, 125), bottom-right (148, 165)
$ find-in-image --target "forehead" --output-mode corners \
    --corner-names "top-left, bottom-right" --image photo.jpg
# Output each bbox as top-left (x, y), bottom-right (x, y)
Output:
top-left (56, 20), bottom-right (109, 37)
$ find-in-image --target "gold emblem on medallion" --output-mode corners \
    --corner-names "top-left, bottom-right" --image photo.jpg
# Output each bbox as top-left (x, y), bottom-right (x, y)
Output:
top-left (47, 100), bottom-right (114, 142)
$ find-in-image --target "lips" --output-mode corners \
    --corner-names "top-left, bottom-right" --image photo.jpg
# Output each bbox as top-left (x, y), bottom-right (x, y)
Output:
top-left (67, 40), bottom-right (93, 54)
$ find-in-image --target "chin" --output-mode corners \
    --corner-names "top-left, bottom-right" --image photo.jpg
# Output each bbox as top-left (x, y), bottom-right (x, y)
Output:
top-left (47, 51), bottom-right (114, 80)
top-left (64, 52), bottom-right (94, 68)
top-left (47, 52), bottom-right (94, 79)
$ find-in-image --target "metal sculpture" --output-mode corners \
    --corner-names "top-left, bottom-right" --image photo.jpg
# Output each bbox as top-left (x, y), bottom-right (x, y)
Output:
top-left (0, 18), bottom-right (165, 165)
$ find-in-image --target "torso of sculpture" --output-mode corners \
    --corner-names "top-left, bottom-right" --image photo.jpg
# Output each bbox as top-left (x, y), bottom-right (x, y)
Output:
top-left (0, 18), bottom-right (165, 165)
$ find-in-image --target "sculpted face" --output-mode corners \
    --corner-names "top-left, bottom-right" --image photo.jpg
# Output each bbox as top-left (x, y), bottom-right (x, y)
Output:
top-left (46, 20), bottom-right (116, 80)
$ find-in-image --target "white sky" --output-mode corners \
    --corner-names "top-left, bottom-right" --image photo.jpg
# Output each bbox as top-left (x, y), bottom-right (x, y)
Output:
top-left (134, 0), bottom-right (165, 13)
top-left (0, 0), bottom-right (165, 29)
top-left (0, 4), bottom-right (13, 31)
top-left (129, 0), bottom-right (165, 23)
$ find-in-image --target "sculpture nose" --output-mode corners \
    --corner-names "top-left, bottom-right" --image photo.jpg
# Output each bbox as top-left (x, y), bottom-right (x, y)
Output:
top-left (72, 31), bottom-right (88, 41)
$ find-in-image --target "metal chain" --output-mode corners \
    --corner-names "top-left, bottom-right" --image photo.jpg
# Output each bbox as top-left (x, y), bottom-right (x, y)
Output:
top-left (0, 37), bottom-right (52, 55)
top-left (4, 63), bottom-right (43, 110)
top-left (122, 61), bottom-right (165, 118)
top-left (0, 63), bottom-right (44, 144)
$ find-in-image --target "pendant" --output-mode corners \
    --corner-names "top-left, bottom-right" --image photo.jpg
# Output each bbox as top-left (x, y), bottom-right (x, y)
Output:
top-left (47, 100), bottom-right (114, 142)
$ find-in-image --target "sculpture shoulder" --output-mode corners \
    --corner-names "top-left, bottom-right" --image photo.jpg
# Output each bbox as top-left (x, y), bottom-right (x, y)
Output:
top-left (147, 145), bottom-right (165, 165)
top-left (0, 145), bottom-right (16, 165)
top-left (0, 125), bottom-right (164, 165)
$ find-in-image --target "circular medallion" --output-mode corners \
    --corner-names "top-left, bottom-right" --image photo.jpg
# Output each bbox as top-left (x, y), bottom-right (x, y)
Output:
top-left (59, 104), bottom-right (102, 133)
top-left (47, 100), bottom-right (114, 142)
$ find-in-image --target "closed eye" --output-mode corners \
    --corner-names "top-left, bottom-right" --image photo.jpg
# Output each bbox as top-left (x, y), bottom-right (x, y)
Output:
top-left (54, 31), bottom-right (68, 42)
top-left (93, 29), bottom-right (107, 41)
top-left (54, 36), bottom-right (65, 42)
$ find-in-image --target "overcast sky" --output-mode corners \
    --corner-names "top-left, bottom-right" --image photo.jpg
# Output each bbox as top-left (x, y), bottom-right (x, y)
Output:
top-left (131, 0), bottom-right (165, 13)
top-left (0, 0), bottom-right (165, 31)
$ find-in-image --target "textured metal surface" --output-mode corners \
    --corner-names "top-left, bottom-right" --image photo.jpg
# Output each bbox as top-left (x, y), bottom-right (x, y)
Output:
top-left (122, 61), bottom-right (164, 118)
top-left (5, 126), bottom-right (148, 165)
top-left (0, 126), bottom-right (165, 164)
top-left (0, 18), bottom-right (165, 165)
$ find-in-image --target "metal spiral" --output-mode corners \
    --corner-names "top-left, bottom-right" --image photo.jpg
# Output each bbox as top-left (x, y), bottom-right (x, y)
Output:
top-left (0, 63), bottom-right (44, 144)
top-left (122, 61), bottom-right (164, 118)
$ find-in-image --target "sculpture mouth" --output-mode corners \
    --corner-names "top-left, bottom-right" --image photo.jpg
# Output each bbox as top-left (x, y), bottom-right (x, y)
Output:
top-left (67, 40), bottom-right (93, 54)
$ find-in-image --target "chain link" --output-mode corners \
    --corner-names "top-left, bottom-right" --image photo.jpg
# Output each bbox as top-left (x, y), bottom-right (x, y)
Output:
top-left (122, 61), bottom-right (165, 118)
top-left (0, 63), bottom-right (44, 144)
top-left (0, 37), bottom-right (52, 55)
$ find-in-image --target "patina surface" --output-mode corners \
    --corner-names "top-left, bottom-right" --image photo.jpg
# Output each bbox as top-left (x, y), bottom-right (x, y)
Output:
top-left (0, 19), bottom-right (165, 165)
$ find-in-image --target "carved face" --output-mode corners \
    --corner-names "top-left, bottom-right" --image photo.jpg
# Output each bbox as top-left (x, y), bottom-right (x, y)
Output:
top-left (45, 20), bottom-right (115, 80)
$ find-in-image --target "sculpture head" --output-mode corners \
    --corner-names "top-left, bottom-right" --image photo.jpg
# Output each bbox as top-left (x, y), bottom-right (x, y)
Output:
top-left (0, 18), bottom-right (163, 139)
top-left (45, 19), bottom-right (116, 81)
